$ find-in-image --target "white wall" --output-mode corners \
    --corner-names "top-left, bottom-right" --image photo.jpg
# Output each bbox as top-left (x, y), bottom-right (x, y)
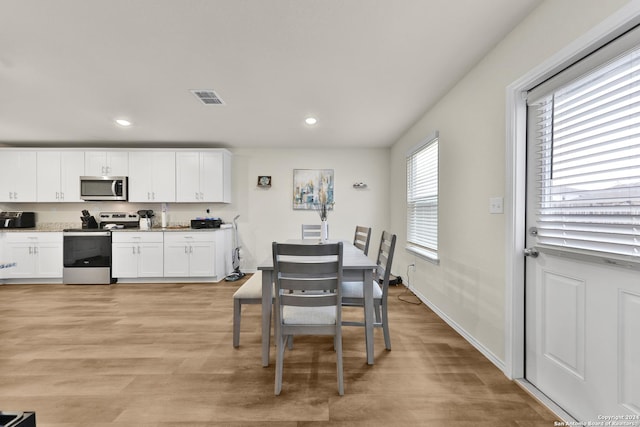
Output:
top-left (389, 0), bottom-right (630, 365)
top-left (226, 147), bottom-right (390, 270)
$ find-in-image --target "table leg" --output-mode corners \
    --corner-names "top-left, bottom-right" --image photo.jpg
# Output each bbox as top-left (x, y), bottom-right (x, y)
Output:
top-left (261, 270), bottom-right (273, 367)
top-left (363, 268), bottom-right (374, 365)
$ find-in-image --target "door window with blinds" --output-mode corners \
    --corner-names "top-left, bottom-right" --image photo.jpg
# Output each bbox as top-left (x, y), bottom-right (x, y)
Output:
top-left (527, 28), bottom-right (640, 259)
top-left (406, 131), bottom-right (439, 260)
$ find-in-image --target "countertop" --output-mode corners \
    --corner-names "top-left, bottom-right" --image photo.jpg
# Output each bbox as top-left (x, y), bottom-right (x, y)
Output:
top-left (0, 224), bottom-right (232, 233)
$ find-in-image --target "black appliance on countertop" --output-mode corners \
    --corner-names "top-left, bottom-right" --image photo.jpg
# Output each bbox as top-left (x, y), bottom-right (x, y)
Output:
top-left (0, 211), bottom-right (35, 228)
top-left (191, 218), bottom-right (222, 229)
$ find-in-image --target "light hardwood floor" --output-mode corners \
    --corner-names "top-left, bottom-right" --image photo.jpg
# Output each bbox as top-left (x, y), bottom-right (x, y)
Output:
top-left (0, 276), bottom-right (558, 426)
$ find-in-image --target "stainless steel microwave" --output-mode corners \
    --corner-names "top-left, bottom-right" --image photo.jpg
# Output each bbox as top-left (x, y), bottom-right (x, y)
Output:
top-left (80, 176), bottom-right (128, 201)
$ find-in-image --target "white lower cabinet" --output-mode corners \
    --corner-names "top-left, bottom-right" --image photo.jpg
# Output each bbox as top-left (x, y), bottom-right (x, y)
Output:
top-left (163, 232), bottom-right (216, 277)
top-left (112, 232), bottom-right (164, 278)
top-left (1, 229), bottom-right (229, 283)
top-left (2, 232), bottom-right (62, 279)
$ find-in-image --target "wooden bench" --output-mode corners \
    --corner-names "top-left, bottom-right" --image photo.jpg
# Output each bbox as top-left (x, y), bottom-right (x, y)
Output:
top-left (233, 271), bottom-right (272, 347)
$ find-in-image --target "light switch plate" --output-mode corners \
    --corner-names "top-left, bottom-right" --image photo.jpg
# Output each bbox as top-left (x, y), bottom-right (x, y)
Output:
top-left (489, 197), bottom-right (504, 214)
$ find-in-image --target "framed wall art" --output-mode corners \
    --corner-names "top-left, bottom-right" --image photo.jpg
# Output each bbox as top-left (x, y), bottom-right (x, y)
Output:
top-left (257, 176), bottom-right (272, 187)
top-left (292, 169), bottom-right (334, 210)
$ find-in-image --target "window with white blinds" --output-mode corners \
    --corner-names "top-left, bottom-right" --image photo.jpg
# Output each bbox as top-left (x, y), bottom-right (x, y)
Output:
top-left (406, 132), bottom-right (439, 259)
top-left (528, 42), bottom-right (640, 258)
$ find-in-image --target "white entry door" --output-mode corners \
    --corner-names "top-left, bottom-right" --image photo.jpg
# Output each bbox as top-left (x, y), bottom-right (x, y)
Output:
top-left (524, 38), bottom-right (640, 421)
top-left (524, 233), bottom-right (640, 420)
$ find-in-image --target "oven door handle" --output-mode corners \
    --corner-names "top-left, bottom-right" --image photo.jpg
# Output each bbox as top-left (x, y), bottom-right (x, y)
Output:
top-left (63, 231), bottom-right (111, 237)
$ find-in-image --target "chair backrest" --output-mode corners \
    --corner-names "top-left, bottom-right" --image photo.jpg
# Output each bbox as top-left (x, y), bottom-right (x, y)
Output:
top-left (301, 224), bottom-right (324, 240)
top-left (353, 225), bottom-right (372, 255)
top-left (272, 242), bottom-right (343, 311)
top-left (374, 231), bottom-right (397, 294)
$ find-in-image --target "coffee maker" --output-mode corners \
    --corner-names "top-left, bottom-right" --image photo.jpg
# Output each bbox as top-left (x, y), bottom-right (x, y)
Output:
top-left (137, 210), bottom-right (154, 230)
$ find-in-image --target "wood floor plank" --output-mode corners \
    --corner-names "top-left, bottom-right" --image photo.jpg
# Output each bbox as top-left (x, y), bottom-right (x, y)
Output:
top-left (0, 277), bottom-right (559, 426)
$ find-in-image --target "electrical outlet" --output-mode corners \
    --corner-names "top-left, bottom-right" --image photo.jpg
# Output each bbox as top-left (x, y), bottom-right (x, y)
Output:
top-left (489, 196), bottom-right (504, 214)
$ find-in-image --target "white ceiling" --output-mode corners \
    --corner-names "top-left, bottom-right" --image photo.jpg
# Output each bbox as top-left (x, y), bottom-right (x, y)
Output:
top-left (0, 0), bottom-right (542, 149)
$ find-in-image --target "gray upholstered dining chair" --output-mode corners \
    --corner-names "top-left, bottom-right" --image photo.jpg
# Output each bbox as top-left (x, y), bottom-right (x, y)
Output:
top-left (272, 241), bottom-right (345, 395)
top-left (301, 223), bottom-right (324, 240)
top-left (353, 225), bottom-right (372, 255)
top-left (342, 230), bottom-right (396, 350)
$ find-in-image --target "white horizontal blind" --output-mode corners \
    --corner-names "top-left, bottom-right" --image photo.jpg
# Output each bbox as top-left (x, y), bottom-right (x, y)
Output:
top-left (530, 45), bottom-right (640, 258)
top-left (407, 133), bottom-right (438, 254)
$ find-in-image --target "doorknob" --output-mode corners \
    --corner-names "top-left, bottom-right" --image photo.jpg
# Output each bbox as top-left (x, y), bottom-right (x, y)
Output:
top-left (524, 248), bottom-right (539, 258)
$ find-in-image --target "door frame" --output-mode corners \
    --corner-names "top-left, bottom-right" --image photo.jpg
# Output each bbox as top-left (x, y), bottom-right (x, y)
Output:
top-left (504, 2), bottom-right (640, 380)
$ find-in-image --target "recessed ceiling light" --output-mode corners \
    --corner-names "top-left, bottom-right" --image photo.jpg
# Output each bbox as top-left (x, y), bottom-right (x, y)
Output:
top-left (305, 117), bottom-right (318, 126)
top-left (115, 119), bottom-right (132, 127)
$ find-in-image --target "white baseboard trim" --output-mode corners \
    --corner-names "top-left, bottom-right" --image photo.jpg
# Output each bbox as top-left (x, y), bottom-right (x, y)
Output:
top-left (406, 283), bottom-right (506, 373)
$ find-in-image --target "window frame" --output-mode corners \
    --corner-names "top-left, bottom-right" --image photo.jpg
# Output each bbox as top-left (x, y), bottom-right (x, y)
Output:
top-left (406, 131), bottom-right (440, 263)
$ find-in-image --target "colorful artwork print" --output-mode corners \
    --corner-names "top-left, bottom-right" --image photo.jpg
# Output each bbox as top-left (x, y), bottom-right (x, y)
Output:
top-left (293, 169), bottom-right (334, 210)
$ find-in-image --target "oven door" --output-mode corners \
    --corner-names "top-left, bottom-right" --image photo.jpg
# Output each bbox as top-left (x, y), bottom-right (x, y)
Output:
top-left (63, 231), bottom-right (112, 284)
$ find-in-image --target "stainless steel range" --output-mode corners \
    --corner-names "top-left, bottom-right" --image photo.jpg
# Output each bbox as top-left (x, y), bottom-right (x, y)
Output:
top-left (62, 211), bottom-right (140, 285)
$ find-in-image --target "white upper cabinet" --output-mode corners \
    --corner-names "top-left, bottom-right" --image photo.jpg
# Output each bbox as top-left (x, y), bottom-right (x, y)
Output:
top-left (0, 151), bottom-right (37, 202)
top-left (176, 150), bottom-right (231, 203)
top-left (0, 148), bottom-right (231, 205)
top-left (36, 151), bottom-right (84, 202)
top-left (128, 151), bottom-right (176, 202)
top-left (84, 151), bottom-right (129, 176)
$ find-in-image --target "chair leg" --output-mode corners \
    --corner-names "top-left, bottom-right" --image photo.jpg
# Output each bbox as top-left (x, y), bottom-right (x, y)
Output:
top-left (233, 299), bottom-right (241, 348)
top-left (374, 300), bottom-right (382, 323)
top-left (275, 334), bottom-right (286, 395)
top-left (335, 333), bottom-right (344, 395)
top-left (287, 335), bottom-right (293, 350)
top-left (382, 301), bottom-right (391, 350)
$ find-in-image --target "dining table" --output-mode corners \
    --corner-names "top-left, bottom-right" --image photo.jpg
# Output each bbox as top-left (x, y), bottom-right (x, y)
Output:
top-left (257, 239), bottom-right (378, 367)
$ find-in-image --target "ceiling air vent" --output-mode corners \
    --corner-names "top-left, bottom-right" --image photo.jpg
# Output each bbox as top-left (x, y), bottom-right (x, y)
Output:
top-left (191, 90), bottom-right (225, 105)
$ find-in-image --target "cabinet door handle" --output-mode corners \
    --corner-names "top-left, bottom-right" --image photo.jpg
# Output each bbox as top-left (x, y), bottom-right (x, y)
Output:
top-left (152, 192), bottom-right (155, 200)
top-left (138, 246), bottom-right (141, 254)
top-left (185, 245), bottom-right (188, 254)
top-left (55, 192), bottom-right (59, 200)
top-left (60, 192), bottom-right (64, 200)
top-left (28, 246), bottom-right (32, 255)
top-left (34, 246), bottom-right (38, 255)
top-left (132, 247), bottom-right (136, 255)
top-left (190, 246), bottom-right (193, 254)
top-left (13, 192), bottom-right (17, 199)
